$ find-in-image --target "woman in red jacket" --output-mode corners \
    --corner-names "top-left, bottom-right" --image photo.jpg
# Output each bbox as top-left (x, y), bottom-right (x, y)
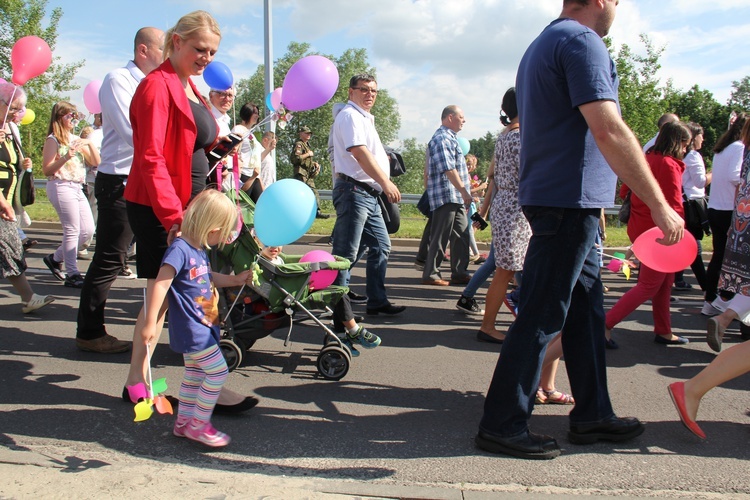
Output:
top-left (606, 121), bottom-right (692, 346)
top-left (123, 11), bottom-right (255, 412)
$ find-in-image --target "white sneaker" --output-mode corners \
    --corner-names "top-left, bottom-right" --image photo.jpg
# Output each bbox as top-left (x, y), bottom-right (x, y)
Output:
top-left (77, 249), bottom-right (90, 260)
top-left (701, 301), bottom-right (722, 317)
top-left (712, 297), bottom-right (730, 313)
top-left (22, 294), bottom-right (55, 314)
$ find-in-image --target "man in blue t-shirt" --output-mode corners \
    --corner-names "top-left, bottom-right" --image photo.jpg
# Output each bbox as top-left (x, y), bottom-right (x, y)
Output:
top-left (476, 0), bottom-right (684, 460)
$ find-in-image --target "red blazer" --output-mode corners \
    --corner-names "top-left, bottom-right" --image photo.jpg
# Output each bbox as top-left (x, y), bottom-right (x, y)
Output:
top-left (627, 152), bottom-right (685, 243)
top-left (124, 59), bottom-right (217, 231)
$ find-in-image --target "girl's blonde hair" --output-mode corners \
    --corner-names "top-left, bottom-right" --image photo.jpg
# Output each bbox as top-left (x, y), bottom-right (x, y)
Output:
top-left (181, 189), bottom-right (237, 249)
top-left (47, 101), bottom-right (77, 146)
top-left (163, 10), bottom-right (221, 61)
top-left (79, 126), bottom-right (93, 139)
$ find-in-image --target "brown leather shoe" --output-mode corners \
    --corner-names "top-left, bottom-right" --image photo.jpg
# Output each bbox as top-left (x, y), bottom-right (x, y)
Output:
top-left (76, 334), bottom-right (131, 354)
top-left (422, 278), bottom-right (450, 286)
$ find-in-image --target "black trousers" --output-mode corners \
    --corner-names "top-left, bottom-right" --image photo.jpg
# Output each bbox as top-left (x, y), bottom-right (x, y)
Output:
top-left (76, 173), bottom-right (134, 340)
top-left (704, 208), bottom-right (734, 303)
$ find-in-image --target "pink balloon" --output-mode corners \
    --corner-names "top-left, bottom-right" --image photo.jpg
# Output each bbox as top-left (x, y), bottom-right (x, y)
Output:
top-left (0, 78), bottom-right (6, 85)
top-left (631, 227), bottom-right (697, 273)
top-left (11, 36), bottom-right (52, 85)
top-left (271, 87), bottom-right (283, 111)
top-left (282, 55), bottom-right (339, 112)
top-left (83, 80), bottom-right (103, 114)
top-left (299, 250), bottom-right (338, 291)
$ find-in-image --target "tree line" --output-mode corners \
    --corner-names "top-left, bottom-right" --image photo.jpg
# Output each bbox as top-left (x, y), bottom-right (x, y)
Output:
top-left (2, 1), bottom-right (749, 199)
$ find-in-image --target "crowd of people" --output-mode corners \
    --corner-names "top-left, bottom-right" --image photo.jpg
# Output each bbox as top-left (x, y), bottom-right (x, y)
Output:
top-left (3, 2), bottom-right (749, 455)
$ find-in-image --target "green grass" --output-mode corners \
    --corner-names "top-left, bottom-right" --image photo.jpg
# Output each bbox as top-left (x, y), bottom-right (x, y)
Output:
top-left (23, 190), bottom-right (58, 222)
top-left (27, 195), bottom-right (712, 252)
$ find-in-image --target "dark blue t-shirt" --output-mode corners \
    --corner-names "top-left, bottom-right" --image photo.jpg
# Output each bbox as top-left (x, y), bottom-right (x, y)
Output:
top-left (516, 18), bottom-right (619, 208)
top-left (162, 238), bottom-right (220, 354)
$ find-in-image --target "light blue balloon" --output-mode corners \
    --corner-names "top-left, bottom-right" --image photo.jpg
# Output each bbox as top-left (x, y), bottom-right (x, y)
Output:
top-left (203, 61), bottom-right (233, 90)
top-left (457, 137), bottom-right (470, 156)
top-left (254, 179), bottom-right (317, 246)
top-left (265, 91), bottom-right (275, 111)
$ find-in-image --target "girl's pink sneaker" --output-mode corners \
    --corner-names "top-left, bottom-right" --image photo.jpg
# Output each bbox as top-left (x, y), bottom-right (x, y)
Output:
top-left (185, 421), bottom-right (231, 447)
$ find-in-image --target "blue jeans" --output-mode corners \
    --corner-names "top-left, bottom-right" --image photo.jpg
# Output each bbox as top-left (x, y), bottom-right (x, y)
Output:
top-left (331, 179), bottom-right (391, 308)
top-left (463, 244), bottom-right (496, 298)
top-left (479, 207), bottom-right (614, 437)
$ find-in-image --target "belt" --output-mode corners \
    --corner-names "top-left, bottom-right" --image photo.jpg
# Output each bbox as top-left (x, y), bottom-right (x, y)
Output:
top-left (337, 174), bottom-right (381, 197)
top-left (98, 172), bottom-right (129, 181)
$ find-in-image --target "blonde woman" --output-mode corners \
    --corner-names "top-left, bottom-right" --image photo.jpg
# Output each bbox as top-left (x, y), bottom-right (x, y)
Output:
top-left (123, 10), bottom-right (253, 412)
top-left (42, 102), bottom-right (99, 288)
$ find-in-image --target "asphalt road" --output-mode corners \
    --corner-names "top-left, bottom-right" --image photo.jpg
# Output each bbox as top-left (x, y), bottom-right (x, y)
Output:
top-left (1, 224), bottom-right (749, 499)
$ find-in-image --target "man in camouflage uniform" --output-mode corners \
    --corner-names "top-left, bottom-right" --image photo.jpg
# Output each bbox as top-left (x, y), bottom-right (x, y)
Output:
top-left (291, 125), bottom-right (328, 219)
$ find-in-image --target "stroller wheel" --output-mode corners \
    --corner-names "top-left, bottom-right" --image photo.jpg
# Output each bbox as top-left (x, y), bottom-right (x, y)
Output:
top-left (316, 345), bottom-right (350, 381)
top-left (219, 338), bottom-right (245, 372)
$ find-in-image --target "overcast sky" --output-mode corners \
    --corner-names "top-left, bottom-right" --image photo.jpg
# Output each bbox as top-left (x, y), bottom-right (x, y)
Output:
top-left (51, 0), bottom-right (750, 145)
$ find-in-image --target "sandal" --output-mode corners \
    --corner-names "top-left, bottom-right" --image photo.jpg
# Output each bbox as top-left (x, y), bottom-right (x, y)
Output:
top-left (536, 388), bottom-right (575, 405)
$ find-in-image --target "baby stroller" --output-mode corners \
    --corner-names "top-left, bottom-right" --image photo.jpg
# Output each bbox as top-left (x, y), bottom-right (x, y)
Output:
top-left (212, 189), bottom-right (355, 380)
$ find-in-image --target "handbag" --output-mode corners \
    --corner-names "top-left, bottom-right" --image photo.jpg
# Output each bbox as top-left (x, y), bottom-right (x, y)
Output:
top-left (18, 168), bottom-right (35, 206)
top-left (378, 194), bottom-right (401, 234)
top-left (416, 190), bottom-right (431, 217)
top-left (617, 191), bottom-right (631, 224)
top-left (683, 196), bottom-right (710, 239)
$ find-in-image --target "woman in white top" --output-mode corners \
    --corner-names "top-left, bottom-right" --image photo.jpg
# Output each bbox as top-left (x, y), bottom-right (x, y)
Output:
top-left (675, 122), bottom-right (711, 291)
top-left (41, 102), bottom-right (100, 288)
top-left (703, 113), bottom-right (749, 314)
top-left (232, 102), bottom-right (266, 203)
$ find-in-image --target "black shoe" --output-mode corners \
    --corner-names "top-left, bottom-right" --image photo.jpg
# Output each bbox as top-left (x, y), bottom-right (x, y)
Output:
top-left (64, 273), bottom-right (85, 288)
top-left (214, 396), bottom-right (260, 414)
top-left (347, 291), bottom-right (368, 304)
top-left (476, 429), bottom-right (560, 460)
top-left (568, 416), bottom-right (645, 444)
top-left (22, 238), bottom-right (37, 250)
top-left (673, 280), bottom-right (693, 291)
top-left (43, 254), bottom-right (65, 281)
top-left (605, 338), bottom-right (619, 350)
top-left (477, 330), bottom-right (504, 344)
top-left (741, 322), bottom-right (750, 341)
top-left (366, 303), bottom-right (406, 315)
top-left (653, 334), bottom-right (689, 345)
top-left (315, 211), bottom-right (330, 219)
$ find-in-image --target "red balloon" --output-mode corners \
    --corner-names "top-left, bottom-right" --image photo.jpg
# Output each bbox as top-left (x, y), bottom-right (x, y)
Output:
top-left (631, 227), bottom-right (697, 273)
top-left (11, 36), bottom-right (52, 85)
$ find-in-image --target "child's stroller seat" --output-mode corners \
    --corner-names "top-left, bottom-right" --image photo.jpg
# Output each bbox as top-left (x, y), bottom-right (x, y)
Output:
top-left (213, 189), bottom-right (356, 380)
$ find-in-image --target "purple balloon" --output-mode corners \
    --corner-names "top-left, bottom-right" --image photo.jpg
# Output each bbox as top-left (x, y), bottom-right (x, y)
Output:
top-left (282, 56), bottom-right (339, 112)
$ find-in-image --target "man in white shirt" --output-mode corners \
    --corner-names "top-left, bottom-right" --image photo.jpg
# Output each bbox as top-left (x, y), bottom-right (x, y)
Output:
top-left (76, 27), bottom-right (164, 354)
top-left (330, 73), bottom-right (405, 317)
top-left (208, 87), bottom-right (236, 191)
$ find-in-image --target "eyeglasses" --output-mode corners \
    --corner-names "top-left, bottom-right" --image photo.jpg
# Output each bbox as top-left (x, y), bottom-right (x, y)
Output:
top-left (63, 112), bottom-right (78, 120)
top-left (1, 100), bottom-right (23, 114)
top-left (214, 91), bottom-right (235, 99)
top-left (351, 86), bottom-right (378, 95)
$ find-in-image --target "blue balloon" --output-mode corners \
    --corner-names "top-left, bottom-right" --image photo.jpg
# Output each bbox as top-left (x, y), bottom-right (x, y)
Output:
top-left (265, 91), bottom-right (275, 112)
top-left (457, 137), bottom-right (470, 156)
top-left (203, 61), bottom-right (233, 90)
top-left (254, 179), bottom-right (317, 246)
